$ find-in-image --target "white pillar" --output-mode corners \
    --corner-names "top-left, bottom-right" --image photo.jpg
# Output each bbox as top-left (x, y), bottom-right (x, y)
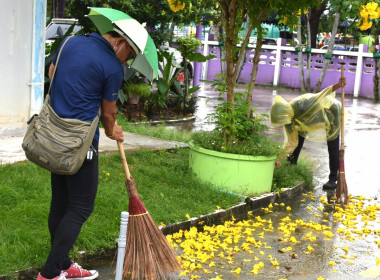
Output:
top-left (202, 32), bottom-right (210, 80)
top-left (115, 211), bottom-right (129, 280)
top-left (353, 44), bottom-right (364, 98)
top-left (273, 38), bottom-right (282, 86)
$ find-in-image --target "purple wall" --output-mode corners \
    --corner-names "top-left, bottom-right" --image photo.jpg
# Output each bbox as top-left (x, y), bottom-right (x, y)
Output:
top-left (360, 57), bottom-right (375, 98)
top-left (203, 44), bottom-right (375, 98)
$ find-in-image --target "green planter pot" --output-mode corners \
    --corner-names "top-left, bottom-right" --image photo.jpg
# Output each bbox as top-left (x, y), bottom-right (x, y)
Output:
top-left (189, 141), bottom-right (277, 195)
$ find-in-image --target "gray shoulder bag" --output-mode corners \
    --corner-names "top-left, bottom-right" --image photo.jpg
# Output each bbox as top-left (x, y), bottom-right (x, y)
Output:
top-left (22, 36), bottom-right (101, 175)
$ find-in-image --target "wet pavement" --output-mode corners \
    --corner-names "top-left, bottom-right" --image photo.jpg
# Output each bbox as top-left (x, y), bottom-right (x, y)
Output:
top-left (2, 81), bottom-right (380, 280)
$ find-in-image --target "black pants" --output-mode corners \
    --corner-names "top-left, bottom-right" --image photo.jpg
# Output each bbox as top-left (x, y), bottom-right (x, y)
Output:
top-left (288, 135), bottom-right (339, 182)
top-left (41, 142), bottom-right (99, 279)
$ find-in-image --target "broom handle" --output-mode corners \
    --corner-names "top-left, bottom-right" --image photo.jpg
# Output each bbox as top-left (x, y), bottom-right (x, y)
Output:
top-left (117, 141), bottom-right (132, 179)
top-left (114, 121), bottom-right (132, 179)
top-left (340, 65), bottom-right (345, 149)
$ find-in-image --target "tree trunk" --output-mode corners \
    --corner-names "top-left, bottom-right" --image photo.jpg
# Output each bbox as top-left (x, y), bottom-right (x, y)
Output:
top-left (297, 16), bottom-right (305, 92)
top-left (306, 11), bottom-right (312, 91)
top-left (219, 1), bottom-right (238, 141)
top-left (58, 0), bottom-right (65, 18)
top-left (247, 36), bottom-right (263, 117)
top-left (375, 58), bottom-right (380, 102)
top-left (219, 25), bottom-right (226, 76)
top-left (314, 12), bottom-right (340, 92)
top-left (51, 0), bottom-right (58, 19)
top-left (236, 15), bottom-right (252, 83)
top-left (183, 56), bottom-right (189, 115)
top-left (168, 22), bottom-right (176, 42)
top-left (309, 1), bottom-right (327, 48)
top-left (373, 26), bottom-right (380, 102)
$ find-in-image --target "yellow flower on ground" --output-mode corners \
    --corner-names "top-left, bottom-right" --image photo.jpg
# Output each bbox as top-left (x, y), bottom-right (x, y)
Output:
top-left (209, 262), bottom-right (216, 267)
top-left (185, 213), bottom-right (191, 220)
top-left (271, 259), bottom-right (279, 266)
top-left (286, 206), bottom-right (292, 211)
top-left (329, 261), bottom-right (335, 266)
top-left (230, 267), bottom-right (241, 275)
top-left (179, 270), bottom-right (189, 276)
top-left (289, 236), bottom-right (298, 243)
top-left (210, 276), bottom-right (223, 280)
top-left (343, 245), bottom-right (349, 253)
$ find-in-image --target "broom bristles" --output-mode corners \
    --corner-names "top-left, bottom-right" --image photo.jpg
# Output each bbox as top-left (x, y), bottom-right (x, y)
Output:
top-left (336, 150), bottom-right (349, 205)
top-left (123, 178), bottom-right (181, 279)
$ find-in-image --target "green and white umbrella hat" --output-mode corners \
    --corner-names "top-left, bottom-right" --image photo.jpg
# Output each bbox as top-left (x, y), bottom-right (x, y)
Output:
top-left (88, 7), bottom-right (158, 81)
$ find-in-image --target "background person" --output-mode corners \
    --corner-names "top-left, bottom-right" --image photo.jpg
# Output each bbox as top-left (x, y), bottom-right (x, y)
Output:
top-left (270, 77), bottom-right (347, 190)
top-left (37, 30), bottom-right (135, 280)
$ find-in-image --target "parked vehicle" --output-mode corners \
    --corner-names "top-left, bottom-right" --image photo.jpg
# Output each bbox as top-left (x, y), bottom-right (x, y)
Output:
top-left (46, 18), bottom-right (83, 44)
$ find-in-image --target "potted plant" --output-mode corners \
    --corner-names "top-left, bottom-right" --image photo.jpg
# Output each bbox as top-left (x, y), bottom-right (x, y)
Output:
top-left (189, 83), bottom-right (282, 195)
top-left (123, 74), bottom-right (152, 105)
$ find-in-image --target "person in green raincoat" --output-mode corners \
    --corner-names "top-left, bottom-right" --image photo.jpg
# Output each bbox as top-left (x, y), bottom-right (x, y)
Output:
top-left (270, 77), bottom-right (346, 189)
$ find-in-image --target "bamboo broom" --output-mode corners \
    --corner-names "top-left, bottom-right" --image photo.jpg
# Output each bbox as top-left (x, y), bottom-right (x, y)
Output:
top-left (336, 65), bottom-right (349, 205)
top-left (116, 141), bottom-right (181, 280)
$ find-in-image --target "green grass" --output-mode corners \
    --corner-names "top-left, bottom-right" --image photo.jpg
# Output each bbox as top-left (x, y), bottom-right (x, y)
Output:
top-left (116, 114), bottom-right (192, 143)
top-left (0, 148), bottom-right (241, 278)
top-left (272, 157), bottom-right (314, 192)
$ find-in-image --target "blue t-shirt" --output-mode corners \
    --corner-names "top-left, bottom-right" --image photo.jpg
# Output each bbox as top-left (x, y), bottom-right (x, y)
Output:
top-left (50, 33), bottom-right (124, 142)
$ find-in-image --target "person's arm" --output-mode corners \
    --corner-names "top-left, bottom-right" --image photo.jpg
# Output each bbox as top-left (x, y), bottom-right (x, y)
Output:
top-left (101, 99), bottom-right (124, 142)
top-left (331, 77), bottom-right (347, 92)
top-left (49, 63), bottom-right (55, 80)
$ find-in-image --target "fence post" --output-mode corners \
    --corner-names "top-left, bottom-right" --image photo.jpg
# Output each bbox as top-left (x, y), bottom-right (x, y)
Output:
top-left (202, 32), bottom-right (210, 80)
top-left (273, 38), bottom-right (283, 86)
top-left (354, 44), bottom-right (365, 98)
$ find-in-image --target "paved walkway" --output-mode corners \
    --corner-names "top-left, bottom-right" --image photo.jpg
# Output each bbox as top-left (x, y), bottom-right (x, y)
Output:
top-left (0, 128), bottom-right (187, 165)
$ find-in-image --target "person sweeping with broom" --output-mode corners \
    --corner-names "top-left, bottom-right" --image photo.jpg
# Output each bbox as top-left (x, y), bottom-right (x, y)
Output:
top-left (36, 29), bottom-right (131, 280)
top-left (270, 76), bottom-right (346, 190)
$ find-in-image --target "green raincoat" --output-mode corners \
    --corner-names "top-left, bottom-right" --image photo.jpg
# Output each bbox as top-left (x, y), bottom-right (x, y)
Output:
top-left (271, 86), bottom-right (342, 154)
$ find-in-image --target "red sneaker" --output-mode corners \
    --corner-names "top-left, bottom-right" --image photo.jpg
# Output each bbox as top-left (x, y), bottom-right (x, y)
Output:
top-left (61, 263), bottom-right (98, 280)
top-left (37, 272), bottom-right (67, 280)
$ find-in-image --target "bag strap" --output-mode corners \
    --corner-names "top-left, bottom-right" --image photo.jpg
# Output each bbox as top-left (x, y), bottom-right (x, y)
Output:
top-left (46, 36), bottom-right (74, 101)
top-left (45, 36), bottom-right (101, 119)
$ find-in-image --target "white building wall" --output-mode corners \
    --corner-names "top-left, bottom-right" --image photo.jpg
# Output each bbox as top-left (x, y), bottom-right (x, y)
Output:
top-left (0, 0), bottom-right (46, 136)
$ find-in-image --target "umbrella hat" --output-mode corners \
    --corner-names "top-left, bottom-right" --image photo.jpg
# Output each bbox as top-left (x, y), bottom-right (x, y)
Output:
top-left (88, 7), bottom-right (158, 81)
